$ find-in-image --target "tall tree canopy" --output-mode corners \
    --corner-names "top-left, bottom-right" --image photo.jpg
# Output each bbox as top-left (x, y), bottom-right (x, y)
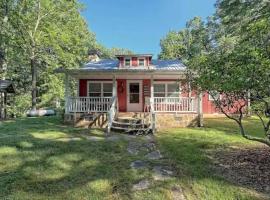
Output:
top-left (159, 0), bottom-right (270, 146)
top-left (0, 0), bottom-right (100, 115)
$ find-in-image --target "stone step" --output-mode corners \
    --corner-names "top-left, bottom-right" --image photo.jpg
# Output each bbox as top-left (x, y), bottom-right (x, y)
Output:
top-left (112, 121), bottom-right (149, 129)
top-left (111, 126), bottom-right (151, 133)
top-left (115, 117), bottom-right (142, 124)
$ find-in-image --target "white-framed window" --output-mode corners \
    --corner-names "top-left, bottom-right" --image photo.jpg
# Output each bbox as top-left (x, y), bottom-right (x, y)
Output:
top-left (209, 91), bottom-right (220, 101)
top-left (88, 81), bottom-right (113, 97)
top-left (154, 84), bottom-right (166, 97)
top-left (138, 58), bottom-right (145, 66)
top-left (125, 58), bottom-right (131, 67)
top-left (154, 82), bottom-right (180, 97)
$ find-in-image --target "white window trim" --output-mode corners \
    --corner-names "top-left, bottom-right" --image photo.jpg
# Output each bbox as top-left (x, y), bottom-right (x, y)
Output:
top-left (87, 81), bottom-right (113, 97)
top-left (208, 91), bottom-right (220, 101)
top-left (138, 57), bottom-right (145, 66)
top-left (123, 56), bottom-right (147, 67)
top-left (154, 81), bottom-right (181, 97)
top-left (124, 57), bottom-right (131, 67)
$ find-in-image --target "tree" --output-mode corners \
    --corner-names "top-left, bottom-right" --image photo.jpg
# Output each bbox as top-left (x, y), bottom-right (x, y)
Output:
top-left (159, 17), bottom-right (211, 62)
top-left (190, 0), bottom-right (270, 146)
top-left (93, 45), bottom-right (134, 59)
top-left (159, 1), bottom-right (270, 146)
top-left (5, 0), bottom-right (94, 111)
top-left (159, 17), bottom-right (213, 126)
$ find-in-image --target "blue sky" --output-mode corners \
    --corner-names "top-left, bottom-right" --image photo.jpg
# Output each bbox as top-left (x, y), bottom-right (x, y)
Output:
top-left (80, 0), bottom-right (216, 57)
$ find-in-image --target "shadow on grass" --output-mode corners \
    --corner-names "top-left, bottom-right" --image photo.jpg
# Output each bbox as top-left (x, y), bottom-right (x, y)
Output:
top-left (157, 127), bottom-right (269, 200)
top-left (0, 116), bottom-right (138, 199)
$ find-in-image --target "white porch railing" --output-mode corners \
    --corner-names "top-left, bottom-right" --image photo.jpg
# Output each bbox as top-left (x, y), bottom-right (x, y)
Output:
top-left (153, 97), bottom-right (197, 112)
top-left (67, 97), bottom-right (113, 113)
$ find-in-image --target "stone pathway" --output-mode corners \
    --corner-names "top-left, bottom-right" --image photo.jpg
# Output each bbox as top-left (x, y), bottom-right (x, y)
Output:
top-left (126, 134), bottom-right (186, 199)
top-left (145, 150), bottom-right (163, 160)
top-left (132, 179), bottom-right (151, 191)
top-left (152, 166), bottom-right (174, 181)
top-left (130, 160), bottom-right (148, 169)
top-left (127, 141), bottom-right (141, 155)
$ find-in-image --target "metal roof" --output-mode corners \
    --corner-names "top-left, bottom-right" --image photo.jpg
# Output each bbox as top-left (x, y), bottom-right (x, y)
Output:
top-left (0, 80), bottom-right (15, 93)
top-left (82, 59), bottom-right (186, 71)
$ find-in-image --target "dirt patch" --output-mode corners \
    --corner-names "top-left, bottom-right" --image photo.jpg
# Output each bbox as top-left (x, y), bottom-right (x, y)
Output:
top-left (212, 146), bottom-right (270, 193)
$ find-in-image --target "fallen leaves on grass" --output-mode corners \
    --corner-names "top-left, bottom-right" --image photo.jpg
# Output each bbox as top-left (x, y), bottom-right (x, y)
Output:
top-left (212, 147), bottom-right (270, 193)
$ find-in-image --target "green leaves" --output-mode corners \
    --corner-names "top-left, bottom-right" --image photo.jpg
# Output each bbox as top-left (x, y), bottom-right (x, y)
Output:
top-left (1, 0), bottom-right (97, 113)
top-left (160, 0), bottom-right (270, 146)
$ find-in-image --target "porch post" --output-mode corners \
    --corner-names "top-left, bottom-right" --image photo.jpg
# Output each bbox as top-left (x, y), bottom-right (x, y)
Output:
top-left (150, 75), bottom-right (156, 132)
top-left (188, 81), bottom-right (191, 98)
top-left (197, 91), bottom-right (203, 127)
top-left (112, 75), bottom-right (117, 97)
top-left (64, 73), bottom-right (70, 114)
top-left (112, 75), bottom-right (117, 110)
top-left (150, 75), bottom-right (154, 112)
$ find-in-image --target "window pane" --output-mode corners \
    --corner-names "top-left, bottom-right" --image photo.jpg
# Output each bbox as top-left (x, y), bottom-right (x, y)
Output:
top-left (167, 92), bottom-right (178, 97)
top-left (139, 59), bottom-right (144, 66)
top-left (129, 83), bottom-right (139, 93)
top-left (125, 59), bottom-right (130, 66)
top-left (130, 94), bottom-right (139, 103)
top-left (209, 91), bottom-right (220, 100)
top-left (154, 84), bottom-right (165, 93)
top-left (89, 83), bottom-right (101, 93)
top-left (168, 84), bottom-right (179, 93)
top-left (89, 93), bottom-right (101, 97)
top-left (103, 83), bottom-right (112, 93)
top-left (103, 92), bottom-right (112, 97)
top-left (154, 93), bottom-right (165, 97)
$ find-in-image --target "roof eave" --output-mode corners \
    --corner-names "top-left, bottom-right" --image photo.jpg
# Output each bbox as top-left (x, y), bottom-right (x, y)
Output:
top-left (56, 68), bottom-right (186, 77)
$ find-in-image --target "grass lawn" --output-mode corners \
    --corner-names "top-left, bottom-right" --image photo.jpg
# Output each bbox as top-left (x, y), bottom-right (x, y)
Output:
top-left (0, 116), bottom-right (269, 200)
top-left (157, 117), bottom-right (269, 200)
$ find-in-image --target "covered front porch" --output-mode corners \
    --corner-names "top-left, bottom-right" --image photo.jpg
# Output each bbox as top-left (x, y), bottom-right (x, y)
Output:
top-left (62, 71), bottom-right (203, 132)
top-left (66, 96), bottom-right (198, 114)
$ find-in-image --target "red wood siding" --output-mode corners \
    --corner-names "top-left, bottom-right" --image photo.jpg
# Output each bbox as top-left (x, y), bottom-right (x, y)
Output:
top-left (79, 79), bottom-right (87, 96)
top-left (132, 57), bottom-right (138, 66)
top-left (119, 57), bottom-right (124, 68)
top-left (117, 79), bottom-right (127, 112)
top-left (202, 92), bottom-right (219, 114)
top-left (146, 57), bottom-right (149, 66)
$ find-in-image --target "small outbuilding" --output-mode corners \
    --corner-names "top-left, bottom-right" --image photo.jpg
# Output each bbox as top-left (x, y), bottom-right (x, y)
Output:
top-left (0, 80), bottom-right (15, 119)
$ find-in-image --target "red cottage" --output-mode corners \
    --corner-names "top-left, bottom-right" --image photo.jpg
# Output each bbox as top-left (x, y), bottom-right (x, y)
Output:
top-left (57, 53), bottom-right (219, 133)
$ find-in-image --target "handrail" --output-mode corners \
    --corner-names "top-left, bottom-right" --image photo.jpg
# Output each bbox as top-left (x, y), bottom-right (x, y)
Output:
top-left (107, 96), bottom-right (118, 134)
top-left (150, 97), bottom-right (156, 133)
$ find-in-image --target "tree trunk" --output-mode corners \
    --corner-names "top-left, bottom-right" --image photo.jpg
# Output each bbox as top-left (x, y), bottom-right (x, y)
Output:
top-left (197, 92), bottom-right (203, 127)
top-left (0, 48), bottom-right (7, 118)
top-left (0, 92), bottom-right (3, 119)
top-left (3, 92), bottom-right (7, 119)
top-left (31, 57), bottom-right (37, 111)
